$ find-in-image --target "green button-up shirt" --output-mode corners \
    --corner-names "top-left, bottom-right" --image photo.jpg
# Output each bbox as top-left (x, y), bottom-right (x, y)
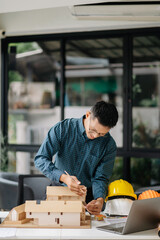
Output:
top-left (34, 116), bottom-right (117, 200)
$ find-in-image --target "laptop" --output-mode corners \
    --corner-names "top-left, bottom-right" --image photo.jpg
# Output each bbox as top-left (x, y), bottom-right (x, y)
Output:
top-left (97, 197), bottom-right (160, 235)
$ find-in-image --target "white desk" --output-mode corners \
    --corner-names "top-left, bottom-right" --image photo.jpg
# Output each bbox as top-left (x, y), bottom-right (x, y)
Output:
top-left (0, 212), bottom-right (159, 240)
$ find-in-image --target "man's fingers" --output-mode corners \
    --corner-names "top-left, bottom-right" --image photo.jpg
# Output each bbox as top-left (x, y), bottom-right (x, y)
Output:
top-left (70, 183), bottom-right (85, 191)
top-left (70, 189), bottom-right (85, 196)
top-left (86, 205), bottom-right (100, 215)
top-left (72, 182), bottom-right (86, 192)
top-left (81, 186), bottom-right (87, 191)
top-left (69, 184), bottom-right (86, 196)
top-left (86, 206), bottom-right (99, 212)
top-left (86, 200), bottom-right (97, 207)
top-left (71, 176), bottom-right (81, 185)
top-left (86, 200), bottom-right (102, 215)
top-left (66, 175), bottom-right (87, 196)
top-left (86, 208), bottom-right (101, 215)
top-left (88, 210), bottom-right (99, 215)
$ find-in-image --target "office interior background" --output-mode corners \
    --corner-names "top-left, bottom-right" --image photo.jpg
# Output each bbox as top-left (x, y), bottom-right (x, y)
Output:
top-left (0, 1), bottom-right (160, 201)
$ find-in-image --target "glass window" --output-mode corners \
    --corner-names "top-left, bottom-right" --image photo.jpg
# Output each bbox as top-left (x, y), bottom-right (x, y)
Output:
top-left (0, 151), bottom-right (40, 174)
top-left (8, 41), bottom-right (61, 145)
top-left (131, 157), bottom-right (160, 190)
top-left (132, 36), bottom-right (160, 149)
top-left (109, 157), bottom-right (123, 183)
top-left (65, 38), bottom-right (123, 147)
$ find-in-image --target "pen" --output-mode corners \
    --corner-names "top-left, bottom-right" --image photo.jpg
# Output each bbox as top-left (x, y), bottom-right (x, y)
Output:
top-left (64, 171), bottom-right (87, 207)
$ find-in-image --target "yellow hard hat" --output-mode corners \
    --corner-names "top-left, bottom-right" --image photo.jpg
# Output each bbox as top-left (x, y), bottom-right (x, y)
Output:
top-left (105, 179), bottom-right (137, 201)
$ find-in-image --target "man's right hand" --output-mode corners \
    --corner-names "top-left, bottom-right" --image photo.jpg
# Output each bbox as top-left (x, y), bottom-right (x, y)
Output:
top-left (60, 174), bottom-right (87, 196)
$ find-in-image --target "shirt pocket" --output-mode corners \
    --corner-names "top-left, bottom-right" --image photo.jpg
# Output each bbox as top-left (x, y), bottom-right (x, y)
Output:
top-left (86, 154), bottom-right (99, 176)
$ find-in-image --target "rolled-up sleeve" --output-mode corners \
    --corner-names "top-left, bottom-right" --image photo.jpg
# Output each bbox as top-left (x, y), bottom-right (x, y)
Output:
top-left (92, 140), bottom-right (117, 200)
top-left (34, 124), bottom-right (64, 182)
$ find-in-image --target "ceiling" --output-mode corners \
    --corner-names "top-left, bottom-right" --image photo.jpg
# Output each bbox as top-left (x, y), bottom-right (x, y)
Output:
top-left (1, 1), bottom-right (160, 37)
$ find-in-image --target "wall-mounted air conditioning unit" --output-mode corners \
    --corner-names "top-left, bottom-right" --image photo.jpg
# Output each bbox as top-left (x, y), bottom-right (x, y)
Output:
top-left (69, 1), bottom-right (160, 21)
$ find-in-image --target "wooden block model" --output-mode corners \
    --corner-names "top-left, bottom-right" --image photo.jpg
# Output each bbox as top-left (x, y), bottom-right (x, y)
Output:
top-left (1, 186), bottom-right (91, 228)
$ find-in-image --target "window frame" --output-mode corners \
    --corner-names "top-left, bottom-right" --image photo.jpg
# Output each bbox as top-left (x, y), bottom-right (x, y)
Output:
top-left (1, 27), bottom-right (160, 181)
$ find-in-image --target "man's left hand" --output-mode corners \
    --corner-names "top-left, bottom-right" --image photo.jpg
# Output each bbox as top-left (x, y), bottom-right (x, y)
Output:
top-left (85, 198), bottom-right (104, 215)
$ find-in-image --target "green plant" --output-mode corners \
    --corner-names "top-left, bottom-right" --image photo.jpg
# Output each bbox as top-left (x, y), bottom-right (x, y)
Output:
top-left (133, 120), bottom-right (160, 148)
top-left (131, 158), bottom-right (151, 188)
top-left (9, 42), bottom-right (40, 54)
top-left (0, 131), bottom-right (8, 172)
top-left (132, 75), bottom-right (142, 100)
top-left (8, 70), bottom-right (23, 84)
top-left (132, 120), bottom-right (160, 188)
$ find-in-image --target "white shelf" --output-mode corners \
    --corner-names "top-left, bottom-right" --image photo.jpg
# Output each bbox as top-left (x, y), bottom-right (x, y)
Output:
top-left (9, 108), bottom-right (56, 115)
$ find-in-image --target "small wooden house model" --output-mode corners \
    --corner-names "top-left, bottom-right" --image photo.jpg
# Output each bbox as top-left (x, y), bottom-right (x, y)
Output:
top-left (8, 204), bottom-right (31, 224)
top-left (2, 186), bottom-right (90, 228)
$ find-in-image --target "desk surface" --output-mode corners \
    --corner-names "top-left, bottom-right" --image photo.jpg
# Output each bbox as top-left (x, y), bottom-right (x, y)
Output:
top-left (0, 212), bottom-right (159, 240)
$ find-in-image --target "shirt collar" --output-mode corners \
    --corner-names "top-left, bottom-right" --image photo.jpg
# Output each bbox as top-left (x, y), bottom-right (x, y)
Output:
top-left (78, 115), bottom-right (110, 139)
top-left (78, 115), bottom-right (86, 135)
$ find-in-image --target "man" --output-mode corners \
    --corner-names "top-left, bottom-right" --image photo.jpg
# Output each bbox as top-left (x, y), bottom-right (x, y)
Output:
top-left (34, 101), bottom-right (118, 215)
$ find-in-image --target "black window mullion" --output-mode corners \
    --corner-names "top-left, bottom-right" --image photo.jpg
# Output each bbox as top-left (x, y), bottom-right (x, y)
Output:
top-left (123, 35), bottom-right (133, 181)
top-left (123, 157), bottom-right (131, 182)
top-left (123, 35), bottom-right (133, 151)
top-left (1, 39), bottom-right (8, 139)
top-left (60, 39), bottom-right (66, 121)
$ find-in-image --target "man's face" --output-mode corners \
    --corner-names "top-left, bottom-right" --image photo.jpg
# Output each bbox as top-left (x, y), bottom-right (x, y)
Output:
top-left (85, 113), bottom-right (110, 140)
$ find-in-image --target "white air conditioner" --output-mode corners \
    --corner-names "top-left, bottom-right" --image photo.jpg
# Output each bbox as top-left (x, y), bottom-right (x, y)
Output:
top-left (69, 1), bottom-right (160, 21)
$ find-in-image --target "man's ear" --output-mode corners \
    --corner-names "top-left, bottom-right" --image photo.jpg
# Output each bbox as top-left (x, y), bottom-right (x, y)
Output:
top-left (86, 111), bottom-right (91, 119)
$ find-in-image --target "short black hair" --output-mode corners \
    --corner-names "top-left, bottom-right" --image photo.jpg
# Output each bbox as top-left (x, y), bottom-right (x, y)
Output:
top-left (90, 101), bottom-right (118, 128)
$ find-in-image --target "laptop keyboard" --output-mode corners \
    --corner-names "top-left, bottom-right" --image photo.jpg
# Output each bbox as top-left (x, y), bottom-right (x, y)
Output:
top-left (109, 226), bottom-right (124, 233)
top-left (97, 222), bottom-right (125, 233)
